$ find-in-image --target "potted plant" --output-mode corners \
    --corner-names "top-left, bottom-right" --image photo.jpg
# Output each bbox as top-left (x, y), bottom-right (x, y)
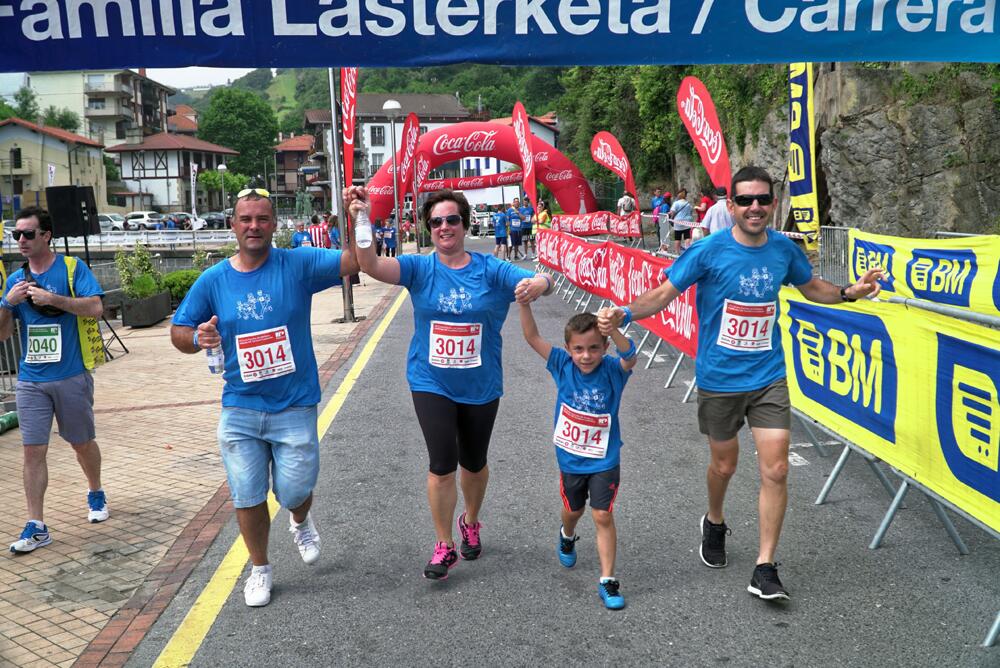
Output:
top-left (115, 244), bottom-right (171, 327)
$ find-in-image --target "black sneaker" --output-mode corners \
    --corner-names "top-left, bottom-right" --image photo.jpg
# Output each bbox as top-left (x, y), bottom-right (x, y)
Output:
top-left (699, 514), bottom-right (730, 568)
top-left (748, 562), bottom-right (790, 601)
top-left (456, 512), bottom-right (482, 560)
top-left (423, 541), bottom-right (459, 580)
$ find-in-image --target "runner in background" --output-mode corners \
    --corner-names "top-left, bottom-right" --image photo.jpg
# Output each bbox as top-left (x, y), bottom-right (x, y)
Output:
top-left (170, 189), bottom-right (360, 607)
top-left (507, 199), bottom-right (524, 261)
top-left (382, 219), bottom-right (398, 258)
top-left (519, 198), bottom-right (536, 260)
top-left (346, 186), bottom-right (555, 581)
top-left (597, 166), bottom-right (884, 602)
top-left (667, 188), bottom-right (694, 254)
top-left (492, 206), bottom-right (509, 261)
top-left (374, 219), bottom-right (385, 257)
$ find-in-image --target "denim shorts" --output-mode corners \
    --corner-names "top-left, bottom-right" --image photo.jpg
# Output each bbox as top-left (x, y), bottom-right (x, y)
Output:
top-left (16, 372), bottom-right (96, 446)
top-left (217, 405), bottom-right (319, 509)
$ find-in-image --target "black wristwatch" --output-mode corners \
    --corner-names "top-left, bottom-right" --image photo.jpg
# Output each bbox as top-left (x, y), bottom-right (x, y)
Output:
top-left (840, 286), bottom-right (857, 302)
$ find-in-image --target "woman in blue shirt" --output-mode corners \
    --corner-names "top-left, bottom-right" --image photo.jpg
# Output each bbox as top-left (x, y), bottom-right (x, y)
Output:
top-left (346, 187), bottom-right (555, 581)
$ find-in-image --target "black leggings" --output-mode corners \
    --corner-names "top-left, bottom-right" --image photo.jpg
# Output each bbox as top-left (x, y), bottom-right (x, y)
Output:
top-left (412, 392), bottom-right (500, 475)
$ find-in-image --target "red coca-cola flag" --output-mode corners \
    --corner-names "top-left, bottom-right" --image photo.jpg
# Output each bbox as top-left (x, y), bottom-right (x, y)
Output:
top-left (512, 102), bottom-right (536, 209)
top-left (412, 149), bottom-right (432, 207)
top-left (676, 76), bottom-right (732, 190)
top-left (395, 112), bottom-right (420, 208)
top-left (590, 131), bottom-right (636, 198)
top-left (340, 67), bottom-right (358, 189)
top-left (420, 171), bottom-right (523, 193)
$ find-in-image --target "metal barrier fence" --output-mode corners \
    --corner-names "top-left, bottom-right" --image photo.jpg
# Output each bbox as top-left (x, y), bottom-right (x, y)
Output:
top-left (818, 225), bottom-right (851, 284)
top-left (1, 230), bottom-right (238, 255)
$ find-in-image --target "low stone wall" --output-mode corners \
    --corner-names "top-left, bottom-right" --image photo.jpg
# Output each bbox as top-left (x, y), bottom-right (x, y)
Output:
top-left (3, 250), bottom-right (225, 291)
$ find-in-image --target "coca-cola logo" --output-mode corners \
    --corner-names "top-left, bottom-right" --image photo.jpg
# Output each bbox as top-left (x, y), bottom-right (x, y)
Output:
top-left (457, 177), bottom-right (486, 189)
top-left (341, 68), bottom-right (358, 145)
top-left (497, 172), bottom-right (522, 185)
top-left (399, 122), bottom-right (420, 176)
top-left (534, 151), bottom-right (550, 162)
top-left (512, 115), bottom-right (533, 178)
top-left (546, 169), bottom-right (573, 182)
top-left (414, 155), bottom-right (432, 189)
top-left (367, 184), bottom-right (394, 196)
top-left (681, 84), bottom-right (723, 165)
top-left (431, 130), bottom-right (498, 156)
top-left (592, 138), bottom-right (630, 177)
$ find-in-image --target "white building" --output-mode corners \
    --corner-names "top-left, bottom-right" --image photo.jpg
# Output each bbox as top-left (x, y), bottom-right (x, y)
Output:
top-left (105, 133), bottom-right (238, 213)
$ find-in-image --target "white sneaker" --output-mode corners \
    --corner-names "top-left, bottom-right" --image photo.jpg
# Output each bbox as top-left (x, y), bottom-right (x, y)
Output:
top-left (243, 566), bottom-right (272, 607)
top-left (87, 490), bottom-right (109, 523)
top-left (290, 513), bottom-right (321, 565)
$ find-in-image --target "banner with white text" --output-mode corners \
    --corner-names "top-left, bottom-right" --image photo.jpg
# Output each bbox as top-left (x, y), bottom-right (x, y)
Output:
top-left (788, 63), bottom-right (820, 250)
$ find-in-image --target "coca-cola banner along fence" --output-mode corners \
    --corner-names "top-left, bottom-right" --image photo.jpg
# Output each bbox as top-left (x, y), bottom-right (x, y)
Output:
top-left (420, 171), bottom-right (523, 193)
top-left (367, 122), bottom-right (597, 222)
top-left (340, 67), bottom-right (358, 189)
top-left (551, 211), bottom-right (642, 238)
top-left (677, 77), bottom-right (732, 191)
top-left (537, 230), bottom-right (698, 358)
top-left (591, 131), bottom-right (636, 198)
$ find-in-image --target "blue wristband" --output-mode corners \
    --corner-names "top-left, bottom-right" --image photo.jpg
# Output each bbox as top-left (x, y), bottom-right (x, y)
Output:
top-left (621, 306), bottom-right (633, 327)
top-left (541, 274), bottom-right (553, 293)
top-left (618, 338), bottom-right (637, 360)
top-left (0, 297), bottom-right (12, 312)
top-left (192, 331), bottom-right (200, 349)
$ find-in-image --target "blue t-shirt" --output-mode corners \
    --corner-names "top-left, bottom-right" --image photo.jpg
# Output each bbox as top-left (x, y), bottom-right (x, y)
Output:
top-left (382, 225), bottom-right (397, 248)
top-left (665, 229), bottom-right (813, 392)
top-left (397, 252), bottom-right (534, 404)
top-left (519, 205), bottom-right (534, 229)
top-left (5, 255), bottom-right (104, 382)
top-left (507, 207), bottom-right (522, 230)
top-left (546, 347), bottom-right (631, 474)
top-left (291, 231), bottom-right (312, 248)
top-left (173, 248), bottom-right (343, 412)
top-left (328, 226), bottom-right (341, 249)
top-left (651, 195), bottom-right (664, 214)
top-left (492, 212), bottom-right (508, 238)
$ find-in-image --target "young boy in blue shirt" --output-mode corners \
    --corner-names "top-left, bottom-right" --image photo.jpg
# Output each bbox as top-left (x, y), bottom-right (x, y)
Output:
top-left (519, 305), bottom-right (638, 609)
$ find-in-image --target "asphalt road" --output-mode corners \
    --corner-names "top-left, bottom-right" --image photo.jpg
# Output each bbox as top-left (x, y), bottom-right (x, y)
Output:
top-left (132, 238), bottom-right (1000, 668)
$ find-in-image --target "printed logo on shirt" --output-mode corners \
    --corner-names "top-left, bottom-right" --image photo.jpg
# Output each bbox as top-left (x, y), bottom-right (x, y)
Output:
top-left (237, 290), bottom-right (274, 321)
top-left (572, 387), bottom-right (607, 412)
top-left (437, 287), bottom-right (473, 315)
top-left (738, 266), bottom-right (775, 299)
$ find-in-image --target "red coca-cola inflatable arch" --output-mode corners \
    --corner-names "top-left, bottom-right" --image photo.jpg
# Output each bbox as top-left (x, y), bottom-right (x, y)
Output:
top-left (366, 122), bottom-right (598, 222)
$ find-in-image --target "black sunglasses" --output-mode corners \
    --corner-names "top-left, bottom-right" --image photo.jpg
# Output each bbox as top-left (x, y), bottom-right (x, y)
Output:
top-left (12, 229), bottom-right (43, 240)
top-left (732, 193), bottom-right (774, 207)
top-left (429, 214), bottom-right (463, 228)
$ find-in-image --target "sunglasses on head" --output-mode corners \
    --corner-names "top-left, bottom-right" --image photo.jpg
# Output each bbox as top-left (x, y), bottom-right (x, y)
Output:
top-left (732, 193), bottom-right (774, 207)
top-left (429, 214), bottom-right (463, 228)
top-left (237, 187), bottom-right (270, 199)
top-left (12, 229), bottom-right (43, 241)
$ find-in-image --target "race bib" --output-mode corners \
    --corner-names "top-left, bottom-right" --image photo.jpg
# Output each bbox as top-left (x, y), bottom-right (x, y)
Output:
top-left (553, 404), bottom-right (610, 459)
top-left (302, 237), bottom-right (313, 246)
top-left (26, 324), bottom-right (61, 363)
top-left (429, 321), bottom-right (482, 369)
top-left (717, 299), bottom-right (776, 351)
top-left (236, 325), bottom-right (295, 382)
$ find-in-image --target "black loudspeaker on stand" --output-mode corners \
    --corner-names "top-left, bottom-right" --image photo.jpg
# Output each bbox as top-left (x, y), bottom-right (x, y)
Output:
top-left (43, 185), bottom-right (129, 361)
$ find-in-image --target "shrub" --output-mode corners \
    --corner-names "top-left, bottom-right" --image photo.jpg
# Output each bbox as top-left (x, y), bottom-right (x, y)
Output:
top-left (192, 248), bottom-right (210, 271)
top-left (116, 243), bottom-right (164, 298)
top-left (163, 269), bottom-right (201, 302)
top-left (130, 274), bottom-right (160, 299)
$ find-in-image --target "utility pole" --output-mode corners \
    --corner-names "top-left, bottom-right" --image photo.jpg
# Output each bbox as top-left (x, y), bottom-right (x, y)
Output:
top-left (328, 67), bottom-right (358, 323)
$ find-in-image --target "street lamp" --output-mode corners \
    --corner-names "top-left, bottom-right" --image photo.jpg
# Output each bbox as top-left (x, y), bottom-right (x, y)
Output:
top-left (218, 163), bottom-right (228, 220)
top-left (382, 99), bottom-right (402, 253)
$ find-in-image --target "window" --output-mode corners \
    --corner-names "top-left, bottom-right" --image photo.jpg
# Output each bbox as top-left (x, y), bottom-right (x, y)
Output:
top-left (13, 179), bottom-right (22, 195)
top-left (371, 126), bottom-right (385, 146)
top-left (277, 174), bottom-right (286, 186)
top-left (370, 153), bottom-right (384, 176)
top-left (88, 98), bottom-right (106, 110)
top-left (419, 125), bottom-right (428, 135)
top-left (115, 121), bottom-right (126, 140)
top-left (86, 74), bottom-right (105, 87)
top-left (10, 148), bottom-right (21, 169)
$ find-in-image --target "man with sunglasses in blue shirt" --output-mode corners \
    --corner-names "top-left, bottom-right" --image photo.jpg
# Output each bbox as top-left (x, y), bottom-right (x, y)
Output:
top-left (1, 207), bottom-right (108, 555)
top-left (170, 188), bottom-right (361, 607)
top-left (598, 166), bottom-right (884, 602)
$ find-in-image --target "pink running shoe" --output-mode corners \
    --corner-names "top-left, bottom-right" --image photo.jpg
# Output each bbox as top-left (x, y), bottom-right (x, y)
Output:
top-left (457, 512), bottom-right (483, 560)
top-left (423, 541), bottom-right (458, 580)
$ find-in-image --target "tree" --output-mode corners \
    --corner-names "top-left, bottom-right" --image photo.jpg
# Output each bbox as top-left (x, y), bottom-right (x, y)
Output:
top-left (42, 106), bottom-right (81, 132)
top-left (0, 98), bottom-right (16, 122)
top-left (104, 155), bottom-right (120, 182)
top-left (198, 169), bottom-right (251, 202)
top-left (13, 86), bottom-right (38, 122)
top-left (198, 88), bottom-right (278, 177)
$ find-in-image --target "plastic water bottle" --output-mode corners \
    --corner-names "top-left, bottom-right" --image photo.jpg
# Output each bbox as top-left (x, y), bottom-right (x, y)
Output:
top-left (207, 346), bottom-right (225, 374)
top-left (355, 210), bottom-right (373, 249)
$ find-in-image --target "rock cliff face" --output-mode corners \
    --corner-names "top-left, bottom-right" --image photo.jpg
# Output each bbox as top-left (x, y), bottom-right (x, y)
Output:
top-left (683, 64), bottom-right (1000, 238)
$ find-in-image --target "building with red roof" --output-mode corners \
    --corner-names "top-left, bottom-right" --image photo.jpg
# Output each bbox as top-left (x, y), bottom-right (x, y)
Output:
top-left (271, 133), bottom-right (315, 196)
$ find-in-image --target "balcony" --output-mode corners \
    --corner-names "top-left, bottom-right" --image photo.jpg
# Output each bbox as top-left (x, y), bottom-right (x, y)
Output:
top-left (84, 81), bottom-right (132, 96)
top-left (0, 156), bottom-right (35, 175)
top-left (85, 105), bottom-right (134, 121)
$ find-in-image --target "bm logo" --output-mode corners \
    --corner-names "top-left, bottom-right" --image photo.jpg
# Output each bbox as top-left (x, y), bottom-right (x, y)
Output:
top-left (852, 240), bottom-right (895, 292)
top-left (936, 334), bottom-right (1000, 503)
top-left (906, 248), bottom-right (977, 307)
top-left (788, 303), bottom-right (897, 442)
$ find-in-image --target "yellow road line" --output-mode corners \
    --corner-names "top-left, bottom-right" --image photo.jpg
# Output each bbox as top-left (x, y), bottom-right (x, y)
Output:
top-left (154, 290), bottom-right (408, 668)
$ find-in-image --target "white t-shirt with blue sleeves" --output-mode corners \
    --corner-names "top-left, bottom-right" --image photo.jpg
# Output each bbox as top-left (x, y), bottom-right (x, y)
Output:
top-left (173, 247), bottom-right (343, 412)
top-left (546, 347), bottom-right (631, 474)
top-left (666, 228), bottom-right (813, 392)
top-left (5, 254), bottom-right (104, 382)
top-left (397, 252), bottom-right (533, 404)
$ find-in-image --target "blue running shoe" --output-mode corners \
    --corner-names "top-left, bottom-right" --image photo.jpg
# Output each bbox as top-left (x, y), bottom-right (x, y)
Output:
top-left (87, 490), bottom-right (109, 523)
top-left (10, 522), bottom-right (52, 554)
top-left (558, 527), bottom-right (578, 568)
top-left (598, 578), bottom-right (625, 610)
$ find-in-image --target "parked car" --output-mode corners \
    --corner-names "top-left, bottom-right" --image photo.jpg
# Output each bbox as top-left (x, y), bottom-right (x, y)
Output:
top-left (224, 207), bottom-right (234, 227)
top-left (124, 211), bottom-right (165, 230)
top-left (170, 213), bottom-right (207, 230)
top-left (98, 213), bottom-right (125, 231)
top-left (202, 211), bottom-right (226, 229)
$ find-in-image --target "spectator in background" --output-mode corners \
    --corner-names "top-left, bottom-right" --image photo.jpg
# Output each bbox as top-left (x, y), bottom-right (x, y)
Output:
top-left (291, 221), bottom-right (312, 248)
top-left (375, 219), bottom-right (385, 257)
top-left (308, 215), bottom-right (330, 249)
top-left (616, 192), bottom-right (635, 218)
top-left (703, 187), bottom-right (735, 235)
top-left (536, 200), bottom-right (552, 231)
top-left (695, 188), bottom-right (714, 225)
top-left (328, 215), bottom-right (341, 250)
top-left (668, 188), bottom-right (695, 254)
top-left (651, 188), bottom-right (664, 231)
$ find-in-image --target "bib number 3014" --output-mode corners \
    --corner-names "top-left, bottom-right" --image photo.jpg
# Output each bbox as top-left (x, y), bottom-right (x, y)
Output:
top-left (717, 299), bottom-right (775, 352)
top-left (553, 404), bottom-right (610, 459)
top-left (429, 321), bottom-right (482, 369)
top-left (26, 324), bottom-right (61, 363)
top-left (236, 326), bottom-right (295, 382)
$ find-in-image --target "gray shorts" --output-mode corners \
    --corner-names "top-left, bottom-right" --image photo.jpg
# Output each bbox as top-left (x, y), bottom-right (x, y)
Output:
top-left (696, 378), bottom-right (790, 441)
top-left (15, 372), bottom-right (96, 446)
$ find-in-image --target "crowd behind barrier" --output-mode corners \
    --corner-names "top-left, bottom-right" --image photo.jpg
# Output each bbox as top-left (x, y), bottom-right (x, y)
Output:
top-left (534, 226), bottom-right (1000, 647)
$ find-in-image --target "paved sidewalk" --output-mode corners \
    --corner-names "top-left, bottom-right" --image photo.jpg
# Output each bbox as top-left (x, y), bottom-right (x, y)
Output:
top-left (0, 273), bottom-right (396, 667)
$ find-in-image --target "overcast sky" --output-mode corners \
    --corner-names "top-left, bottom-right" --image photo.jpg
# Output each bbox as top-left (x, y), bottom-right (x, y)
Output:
top-left (145, 67), bottom-right (257, 89)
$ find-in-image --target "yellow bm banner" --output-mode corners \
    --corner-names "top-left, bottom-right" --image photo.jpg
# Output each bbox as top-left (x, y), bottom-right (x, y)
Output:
top-left (779, 288), bottom-right (1000, 534)
top-left (848, 229), bottom-right (1000, 318)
